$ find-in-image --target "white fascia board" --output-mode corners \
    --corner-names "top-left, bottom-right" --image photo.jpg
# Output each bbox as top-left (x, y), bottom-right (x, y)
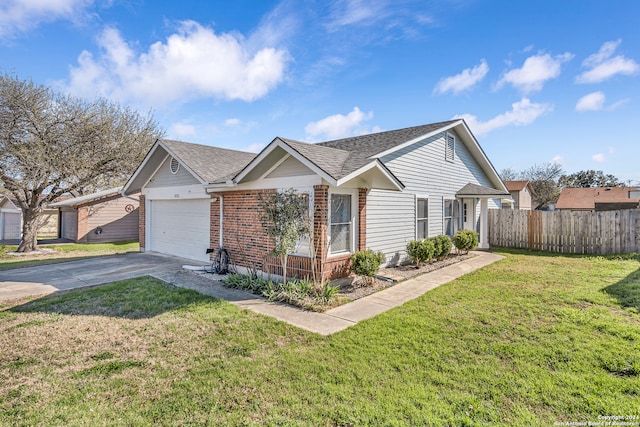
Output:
top-left (233, 137), bottom-right (281, 183)
top-left (372, 120), bottom-right (463, 159)
top-left (204, 181), bottom-right (237, 192)
top-left (336, 160), bottom-right (404, 190)
top-left (235, 138), bottom-right (338, 186)
top-left (122, 140), bottom-right (162, 195)
top-left (456, 120), bottom-right (509, 194)
top-left (142, 184), bottom-right (209, 200)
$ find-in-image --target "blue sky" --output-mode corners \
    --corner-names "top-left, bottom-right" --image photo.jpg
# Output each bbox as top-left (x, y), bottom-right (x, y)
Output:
top-left (2, 0), bottom-right (639, 183)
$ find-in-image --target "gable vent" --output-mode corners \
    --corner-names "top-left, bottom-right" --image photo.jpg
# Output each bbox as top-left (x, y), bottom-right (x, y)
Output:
top-left (445, 133), bottom-right (455, 162)
top-left (170, 157), bottom-right (180, 174)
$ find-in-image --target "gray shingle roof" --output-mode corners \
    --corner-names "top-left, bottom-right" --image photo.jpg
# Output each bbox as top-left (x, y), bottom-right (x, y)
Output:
top-left (277, 120), bottom-right (459, 180)
top-left (456, 182), bottom-right (510, 197)
top-left (49, 187), bottom-right (123, 207)
top-left (161, 139), bottom-right (256, 184)
top-left (279, 138), bottom-right (350, 179)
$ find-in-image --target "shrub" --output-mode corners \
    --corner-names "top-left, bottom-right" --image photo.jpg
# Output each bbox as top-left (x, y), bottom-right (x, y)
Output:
top-left (431, 234), bottom-right (452, 260)
top-left (406, 239), bottom-right (435, 267)
top-left (223, 274), bottom-right (340, 312)
top-left (453, 229), bottom-right (479, 254)
top-left (351, 249), bottom-right (386, 285)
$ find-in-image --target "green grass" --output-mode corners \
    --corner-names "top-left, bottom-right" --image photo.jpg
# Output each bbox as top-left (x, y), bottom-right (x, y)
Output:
top-left (1, 249), bottom-right (639, 426)
top-left (0, 241), bottom-right (139, 270)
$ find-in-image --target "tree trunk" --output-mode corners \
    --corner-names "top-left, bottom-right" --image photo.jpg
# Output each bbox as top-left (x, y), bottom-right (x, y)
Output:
top-left (17, 208), bottom-right (42, 252)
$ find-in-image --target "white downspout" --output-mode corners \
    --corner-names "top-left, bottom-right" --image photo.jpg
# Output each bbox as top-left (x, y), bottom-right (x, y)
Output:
top-left (219, 194), bottom-right (224, 248)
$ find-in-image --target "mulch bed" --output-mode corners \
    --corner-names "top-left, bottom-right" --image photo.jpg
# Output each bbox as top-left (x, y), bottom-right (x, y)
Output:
top-left (332, 253), bottom-right (475, 301)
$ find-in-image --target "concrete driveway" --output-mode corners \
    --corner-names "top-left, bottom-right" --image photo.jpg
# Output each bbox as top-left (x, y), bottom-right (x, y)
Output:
top-left (0, 253), bottom-right (205, 302)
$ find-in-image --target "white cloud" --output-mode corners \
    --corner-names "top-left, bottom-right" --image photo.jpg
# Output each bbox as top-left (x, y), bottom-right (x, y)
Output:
top-left (454, 98), bottom-right (553, 136)
top-left (496, 52), bottom-right (573, 93)
top-left (305, 106), bottom-right (380, 140)
top-left (169, 122), bottom-right (197, 139)
top-left (225, 118), bottom-right (241, 127)
top-left (0, 0), bottom-right (93, 39)
top-left (433, 60), bottom-right (489, 95)
top-left (592, 153), bottom-right (606, 163)
top-left (551, 155), bottom-right (564, 165)
top-left (576, 91), bottom-right (605, 111)
top-left (63, 21), bottom-right (290, 105)
top-left (326, 0), bottom-right (389, 29)
top-left (576, 39), bottom-right (639, 83)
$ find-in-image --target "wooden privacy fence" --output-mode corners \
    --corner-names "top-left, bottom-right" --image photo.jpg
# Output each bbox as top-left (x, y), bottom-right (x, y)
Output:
top-left (488, 209), bottom-right (640, 254)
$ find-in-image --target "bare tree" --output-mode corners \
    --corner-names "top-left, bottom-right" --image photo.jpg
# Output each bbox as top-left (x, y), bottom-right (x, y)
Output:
top-left (521, 162), bottom-right (565, 209)
top-left (0, 73), bottom-right (163, 252)
top-left (499, 168), bottom-right (520, 182)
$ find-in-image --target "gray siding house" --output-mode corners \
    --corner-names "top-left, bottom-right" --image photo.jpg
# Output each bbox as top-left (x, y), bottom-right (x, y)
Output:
top-left (124, 119), bottom-right (508, 279)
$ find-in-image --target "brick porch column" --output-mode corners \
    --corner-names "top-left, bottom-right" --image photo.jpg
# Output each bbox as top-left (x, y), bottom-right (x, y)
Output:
top-left (313, 185), bottom-right (329, 281)
top-left (358, 188), bottom-right (366, 251)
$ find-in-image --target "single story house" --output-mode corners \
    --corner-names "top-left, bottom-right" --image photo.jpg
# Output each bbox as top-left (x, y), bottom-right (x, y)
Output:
top-left (556, 187), bottom-right (640, 211)
top-left (503, 180), bottom-right (535, 210)
top-left (0, 195), bottom-right (22, 241)
top-left (49, 187), bottom-right (140, 243)
top-left (123, 119), bottom-right (509, 279)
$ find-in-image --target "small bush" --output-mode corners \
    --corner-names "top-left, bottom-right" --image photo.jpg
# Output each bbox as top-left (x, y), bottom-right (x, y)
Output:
top-left (406, 239), bottom-right (435, 267)
top-left (431, 234), bottom-right (452, 260)
top-left (351, 249), bottom-right (386, 285)
top-left (222, 274), bottom-right (340, 311)
top-left (453, 229), bottom-right (479, 254)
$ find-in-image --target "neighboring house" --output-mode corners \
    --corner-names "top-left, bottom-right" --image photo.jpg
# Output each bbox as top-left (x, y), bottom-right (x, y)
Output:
top-left (123, 119), bottom-right (508, 279)
top-left (503, 180), bottom-right (535, 210)
top-left (556, 187), bottom-right (640, 211)
top-left (0, 195), bottom-right (22, 241)
top-left (49, 188), bottom-right (140, 243)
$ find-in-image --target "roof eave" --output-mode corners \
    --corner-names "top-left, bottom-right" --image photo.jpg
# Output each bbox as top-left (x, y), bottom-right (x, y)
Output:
top-left (336, 160), bottom-right (404, 191)
top-left (372, 120), bottom-right (463, 159)
top-left (234, 138), bottom-right (339, 185)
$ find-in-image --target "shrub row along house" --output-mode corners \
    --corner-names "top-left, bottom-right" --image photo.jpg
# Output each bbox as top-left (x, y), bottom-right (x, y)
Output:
top-left (122, 119), bottom-right (509, 280)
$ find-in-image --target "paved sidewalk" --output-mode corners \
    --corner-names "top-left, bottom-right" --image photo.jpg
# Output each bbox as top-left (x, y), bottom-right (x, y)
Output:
top-left (157, 251), bottom-right (505, 336)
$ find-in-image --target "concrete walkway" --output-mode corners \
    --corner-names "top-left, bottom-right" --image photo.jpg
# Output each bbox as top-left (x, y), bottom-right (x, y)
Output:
top-left (1, 250), bottom-right (504, 335)
top-left (154, 251), bottom-right (505, 335)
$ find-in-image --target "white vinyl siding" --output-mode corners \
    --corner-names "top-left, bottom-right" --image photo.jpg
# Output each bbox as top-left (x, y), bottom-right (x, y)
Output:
top-left (364, 129), bottom-right (501, 261)
top-left (366, 190), bottom-right (415, 266)
top-left (378, 130), bottom-right (499, 238)
top-left (147, 157), bottom-right (200, 188)
top-left (266, 156), bottom-right (315, 178)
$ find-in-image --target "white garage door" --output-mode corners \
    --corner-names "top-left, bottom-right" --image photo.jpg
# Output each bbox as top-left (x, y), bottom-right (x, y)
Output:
top-left (148, 199), bottom-right (210, 262)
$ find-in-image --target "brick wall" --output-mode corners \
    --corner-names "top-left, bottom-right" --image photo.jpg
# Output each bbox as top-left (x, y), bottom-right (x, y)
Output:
top-left (220, 190), bottom-right (275, 274)
top-left (212, 186), bottom-right (367, 281)
top-left (138, 195), bottom-right (145, 251)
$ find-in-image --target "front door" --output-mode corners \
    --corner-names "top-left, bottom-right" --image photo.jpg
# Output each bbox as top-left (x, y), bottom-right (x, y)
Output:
top-left (462, 199), bottom-right (476, 231)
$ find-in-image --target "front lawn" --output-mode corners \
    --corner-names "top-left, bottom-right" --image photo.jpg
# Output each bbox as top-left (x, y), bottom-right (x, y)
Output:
top-left (0, 242), bottom-right (139, 271)
top-left (1, 249), bottom-right (639, 425)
